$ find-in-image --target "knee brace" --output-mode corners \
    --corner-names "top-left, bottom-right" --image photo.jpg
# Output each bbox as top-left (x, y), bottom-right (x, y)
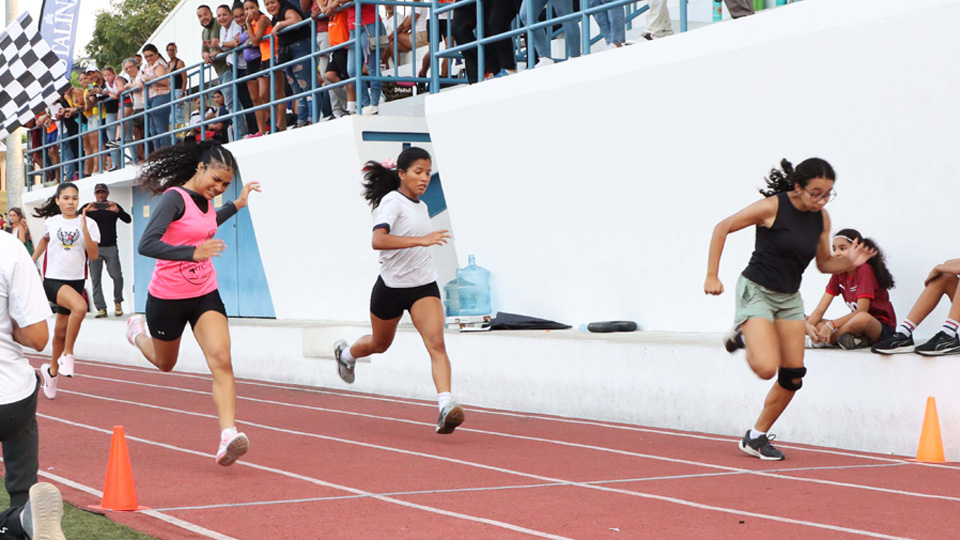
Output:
top-left (778, 367), bottom-right (807, 391)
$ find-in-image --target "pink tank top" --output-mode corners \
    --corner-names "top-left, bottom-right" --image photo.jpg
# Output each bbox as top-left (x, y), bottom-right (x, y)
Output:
top-left (147, 187), bottom-right (219, 300)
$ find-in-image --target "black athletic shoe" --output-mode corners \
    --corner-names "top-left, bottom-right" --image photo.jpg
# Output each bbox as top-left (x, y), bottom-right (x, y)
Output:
top-left (914, 331), bottom-right (960, 356)
top-left (837, 333), bottom-right (870, 350)
top-left (738, 430), bottom-right (784, 461)
top-left (870, 332), bottom-right (915, 354)
top-left (724, 326), bottom-right (744, 353)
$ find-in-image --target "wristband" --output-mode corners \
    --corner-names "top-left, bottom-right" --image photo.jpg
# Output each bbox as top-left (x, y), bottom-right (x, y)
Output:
top-left (825, 321), bottom-right (836, 332)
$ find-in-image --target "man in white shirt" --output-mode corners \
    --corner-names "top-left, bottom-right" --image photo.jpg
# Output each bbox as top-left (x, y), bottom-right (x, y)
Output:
top-left (216, 4), bottom-right (243, 137)
top-left (0, 232), bottom-right (67, 539)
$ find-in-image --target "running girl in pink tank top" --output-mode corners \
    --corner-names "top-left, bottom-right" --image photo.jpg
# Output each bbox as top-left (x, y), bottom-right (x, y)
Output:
top-left (125, 140), bottom-right (261, 467)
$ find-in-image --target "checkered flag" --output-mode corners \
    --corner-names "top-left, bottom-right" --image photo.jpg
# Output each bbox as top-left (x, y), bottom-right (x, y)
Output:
top-left (0, 12), bottom-right (71, 140)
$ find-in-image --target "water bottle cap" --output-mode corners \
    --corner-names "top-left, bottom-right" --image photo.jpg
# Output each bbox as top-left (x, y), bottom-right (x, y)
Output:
top-left (468, 254), bottom-right (476, 265)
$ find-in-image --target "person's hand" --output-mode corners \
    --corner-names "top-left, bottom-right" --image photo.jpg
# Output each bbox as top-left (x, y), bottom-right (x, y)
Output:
top-left (108, 202), bottom-right (119, 212)
top-left (234, 181), bottom-right (261, 209)
top-left (818, 322), bottom-right (834, 344)
top-left (847, 239), bottom-right (877, 268)
top-left (806, 323), bottom-right (821, 343)
top-left (420, 230), bottom-right (451, 247)
top-left (925, 266), bottom-right (943, 287)
top-left (193, 239), bottom-right (226, 261)
top-left (81, 205), bottom-right (91, 227)
top-left (704, 276), bottom-right (724, 296)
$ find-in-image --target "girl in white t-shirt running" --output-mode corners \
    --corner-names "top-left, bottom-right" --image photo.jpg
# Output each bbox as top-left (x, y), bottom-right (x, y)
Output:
top-left (31, 182), bottom-right (101, 399)
top-left (334, 147), bottom-right (465, 434)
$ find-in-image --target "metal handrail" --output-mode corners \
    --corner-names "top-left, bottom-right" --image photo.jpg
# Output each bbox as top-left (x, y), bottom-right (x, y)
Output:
top-left (24, 0), bottom-right (715, 188)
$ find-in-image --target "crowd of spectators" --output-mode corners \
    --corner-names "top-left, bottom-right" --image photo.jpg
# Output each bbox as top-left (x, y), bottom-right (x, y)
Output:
top-left (25, 0), bottom-right (758, 184)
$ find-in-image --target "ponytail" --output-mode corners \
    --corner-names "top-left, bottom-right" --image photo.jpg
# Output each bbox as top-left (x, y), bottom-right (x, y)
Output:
top-left (137, 140), bottom-right (238, 195)
top-left (760, 157), bottom-right (835, 197)
top-left (362, 146), bottom-right (432, 209)
top-left (33, 182), bottom-right (78, 218)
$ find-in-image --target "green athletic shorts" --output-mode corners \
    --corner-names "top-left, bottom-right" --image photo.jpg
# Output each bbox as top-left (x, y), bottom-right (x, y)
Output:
top-left (734, 275), bottom-right (805, 325)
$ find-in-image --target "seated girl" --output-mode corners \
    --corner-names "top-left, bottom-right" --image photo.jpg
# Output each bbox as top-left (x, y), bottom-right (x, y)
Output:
top-left (806, 229), bottom-right (896, 349)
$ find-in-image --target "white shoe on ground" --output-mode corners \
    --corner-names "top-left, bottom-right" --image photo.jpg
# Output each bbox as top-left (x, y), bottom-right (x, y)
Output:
top-left (40, 364), bottom-right (57, 400)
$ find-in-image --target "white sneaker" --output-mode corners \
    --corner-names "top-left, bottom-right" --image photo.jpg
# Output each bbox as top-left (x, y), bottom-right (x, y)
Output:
top-left (57, 354), bottom-right (75, 378)
top-left (21, 482), bottom-right (66, 540)
top-left (216, 429), bottom-right (250, 466)
top-left (40, 364), bottom-right (58, 400)
top-left (126, 315), bottom-right (146, 346)
top-left (535, 57), bottom-right (555, 68)
top-left (362, 105), bottom-right (379, 116)
top-left (334, 339), bottom-right (355, 384)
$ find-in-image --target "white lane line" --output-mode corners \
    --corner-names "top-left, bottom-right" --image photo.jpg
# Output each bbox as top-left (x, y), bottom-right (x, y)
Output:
top-left (36, 413), bottom-right (576, 540)
top-left (67, 375), bottom-right (960, 502)
top-left (61, 359), bottom-right (960, 469)
top-left (6, 464), bottom-right (241, 540)
top-left (43, 393), bottom-right (920, 539)
top-left (148, 463), bottom-right (903, 513)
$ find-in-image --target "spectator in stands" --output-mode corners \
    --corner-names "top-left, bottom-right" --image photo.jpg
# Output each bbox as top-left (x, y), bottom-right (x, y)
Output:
top-left (138, 44), bottom-right (173, 151)
top-left (326, 0), bottom-right (382, 115)
top-left (212, 90), bottom-right (233, 141)
top-left (244, 0), bottom-right (287, 133)
top-left (189, 95), bottom-right (215, 141)
top-left (519, 0), bottom-right (581, 66)
top-left (7, 208), bottom-right (34, 256)
top-left (322, 4), bottom-right (357, 115)
top-left (166, 43), bottom-right (189, 126)
top-left (200, 4), bottom-right (234, 114)
top-left (238, 4), bottom-right (266, 136)
top-left (81, 67), bottom-right (108, 174)
top-left (379, 5), bottom-right (430, 71)
top-left (55, 91), bottom-right (80, 181)
top-left (40, 106), bottom-right (61, 183)
top-left (590, 0), bottom-right (625, 49)
top-left (79, 184), bottom-right (130, 318)
top-left (101, 66), bottom-right (125, 171)
top-left (486, 0), bottom-right (522, 76)
top-left (806, 230), bottom-right (897, 349)
top-left (134, 53), bottom-right (143, 67)
top-left (317, 0), bottom-right (349, 117)
top-left (24, 119), bottom-right (45, 183)
top-left (0, 227), bottom-right (69, 540)
top-left (217, 4), bottom-right (249, 138)
top-left (302, 0), bottom-right (334, 120)
top-left (872, 258), bottom-right (960, 356)
top-left (121, 58), bottom-right (146, 163)
top-left (265, 0), bottom-right (313, 127)
top-left (642, 0), bottom-right (752, 40)
top-left (416, 0), bottom-right (453, 86)
top-left (452, 1), bottom-right (494, 84)
top-left (233, 2), bottom-right (262, 134)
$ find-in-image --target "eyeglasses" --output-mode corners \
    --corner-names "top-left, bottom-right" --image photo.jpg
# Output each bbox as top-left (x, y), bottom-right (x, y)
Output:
top-left (802, 187), bottom-right (837, 203)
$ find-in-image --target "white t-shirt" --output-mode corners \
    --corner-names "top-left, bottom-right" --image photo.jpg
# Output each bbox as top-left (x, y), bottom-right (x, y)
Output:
top-left (0, 232), bottom-right (52, 405)
top-left (373, 190), bottom-right (438, 288)
top-left (42, 215), bottom-right (100, 280)
top-left (415, 7), bottom-right (429, 31)
top-left (221, 21), bottom-right (248, 69)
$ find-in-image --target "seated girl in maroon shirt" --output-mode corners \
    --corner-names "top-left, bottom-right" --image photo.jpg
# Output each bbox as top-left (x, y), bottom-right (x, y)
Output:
top-left (806, 229), bottom-right (897, 349)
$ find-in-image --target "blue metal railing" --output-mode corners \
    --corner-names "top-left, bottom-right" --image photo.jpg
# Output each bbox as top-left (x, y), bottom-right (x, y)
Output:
top-left (24, 0), bottom-right (725, 188)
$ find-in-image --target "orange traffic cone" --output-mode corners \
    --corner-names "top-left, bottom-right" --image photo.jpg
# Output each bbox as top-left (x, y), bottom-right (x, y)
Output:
top-left (907, 397), bottom-right (950, 463)
top-left (90, 426), bottom-right (149, 511)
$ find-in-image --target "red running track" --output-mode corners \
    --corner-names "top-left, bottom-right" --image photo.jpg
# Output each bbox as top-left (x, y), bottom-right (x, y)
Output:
top-left (11, 355), bottom-right (960, 540)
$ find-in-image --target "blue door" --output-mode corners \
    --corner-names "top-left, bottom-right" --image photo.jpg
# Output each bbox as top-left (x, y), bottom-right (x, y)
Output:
top-left (131, 176), bottom-right (274, 318)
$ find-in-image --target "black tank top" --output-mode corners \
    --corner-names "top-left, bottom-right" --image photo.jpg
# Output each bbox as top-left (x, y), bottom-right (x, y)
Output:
top-left (741, 192), bottom-right (823, 294)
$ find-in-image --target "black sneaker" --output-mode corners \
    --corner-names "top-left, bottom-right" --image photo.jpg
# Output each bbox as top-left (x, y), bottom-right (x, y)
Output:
top-left (723, 326), bottom-right (744, 353)
top-left (837, 333), bottom-right (869, 350)
top-left (738, 430), bottom-right (784, 461)
top-left (870, 332), bottom-right (915, 354)
top-left (914, 331), bottom-right (960, 356)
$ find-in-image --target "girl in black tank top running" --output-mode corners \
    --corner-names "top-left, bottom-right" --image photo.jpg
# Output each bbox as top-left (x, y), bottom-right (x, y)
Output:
top-left (704, 158), bottom-right (875, 461)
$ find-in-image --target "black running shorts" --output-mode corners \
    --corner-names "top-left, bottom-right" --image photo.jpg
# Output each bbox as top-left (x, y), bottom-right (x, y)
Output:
top-left (42, 278), bottom-right (85, 315)
top-left (145, 290), bottom-right (227, 341)
top-left (370, 276), bottom-right (440, 320)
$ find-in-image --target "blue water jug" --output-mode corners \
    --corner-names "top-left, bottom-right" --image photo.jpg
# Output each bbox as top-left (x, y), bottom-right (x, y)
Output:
top-left (713, 0), bottom-right (722, 21)
top-left (455, 255), bottom-right (491, 316)
top-left (443, 278), bottom-right (460, 317)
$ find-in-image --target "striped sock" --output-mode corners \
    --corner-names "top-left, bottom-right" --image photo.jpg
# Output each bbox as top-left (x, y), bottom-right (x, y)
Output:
top-left (943, 318), bottom-right (960, 339)
top-left (897, 319), bottom-right (917, 337)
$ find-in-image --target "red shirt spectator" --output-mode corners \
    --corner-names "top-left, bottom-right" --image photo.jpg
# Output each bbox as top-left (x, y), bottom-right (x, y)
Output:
top-left (826, 264), bottom-right (896, 329)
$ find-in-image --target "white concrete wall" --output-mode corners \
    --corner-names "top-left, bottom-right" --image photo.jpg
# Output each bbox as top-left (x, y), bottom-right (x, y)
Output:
top-left (426, 0), bottom-right (960, 335)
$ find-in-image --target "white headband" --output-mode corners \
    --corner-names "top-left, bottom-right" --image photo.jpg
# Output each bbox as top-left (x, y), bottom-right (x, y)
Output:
top-left (833, 234), bottom-right (855, 243)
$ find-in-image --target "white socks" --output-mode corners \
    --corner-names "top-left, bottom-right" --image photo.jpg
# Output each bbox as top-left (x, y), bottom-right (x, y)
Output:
top-left (943, 318), bottom-right (960, 338)
top-left (897, 319), bottom-right (917, 337)
top-left (437, 392), bottom-right (453, 412)
top-left (749, 429), bottom-right (765, 440)
top-left (340, 345), bottom-right (356, 364)
top-left (347, 101), bottom-right (357, 114)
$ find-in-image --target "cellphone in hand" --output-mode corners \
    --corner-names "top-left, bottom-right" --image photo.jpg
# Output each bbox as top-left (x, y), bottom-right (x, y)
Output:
top-left (93, 201), bottom-right (110, 210)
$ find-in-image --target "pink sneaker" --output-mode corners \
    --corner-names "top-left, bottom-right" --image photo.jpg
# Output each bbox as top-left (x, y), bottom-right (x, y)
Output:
top-left (40, 364), bottom-right (58, 400)
top-left (126, 316), bottom-right (146, 346)
top-left (57, 354), bottom-right (75, 378)
top-left (215, 429), bottom-right (250, 466)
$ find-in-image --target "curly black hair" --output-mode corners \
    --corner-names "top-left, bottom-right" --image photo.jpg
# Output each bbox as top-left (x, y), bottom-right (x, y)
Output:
top-left (137, 140), bottom-right (237, 195)
top-left (760, 157), bottom-right (835, 197)
top-left (361, 146), bottom-right (432, 209)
